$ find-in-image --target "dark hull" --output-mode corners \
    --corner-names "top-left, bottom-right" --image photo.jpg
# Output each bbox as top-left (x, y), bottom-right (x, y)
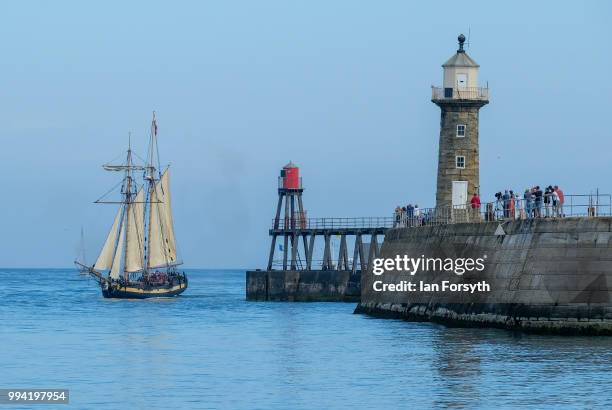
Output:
top-left (101, 278), bottom-right (188, 299)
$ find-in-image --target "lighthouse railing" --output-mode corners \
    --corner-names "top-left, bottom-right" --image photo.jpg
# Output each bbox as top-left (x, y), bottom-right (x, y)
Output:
top-left (431, 86), bottom-right (489, 101)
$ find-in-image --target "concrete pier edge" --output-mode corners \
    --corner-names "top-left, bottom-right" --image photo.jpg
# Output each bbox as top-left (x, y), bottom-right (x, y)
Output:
top-left (356, 217), bottom-right (612, 335)
top-left (354, 302), bottom-right (612, 336)
top-left (246, 269), bottom-right (361, 302)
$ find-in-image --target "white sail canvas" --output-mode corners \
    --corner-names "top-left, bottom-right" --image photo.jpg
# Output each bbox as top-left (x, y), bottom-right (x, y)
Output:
top-left (110, 218), bottom-right (126, 279)
top-left (148, 169), bottom-right (177, 269)
top-left (94, 205), bottom-right (124, 270)
top-left (125, 188), bottom-right (145, 273)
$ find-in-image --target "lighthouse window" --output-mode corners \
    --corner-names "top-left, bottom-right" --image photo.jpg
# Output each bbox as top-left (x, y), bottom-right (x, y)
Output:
top-left (456, 156), bottom-right (465, 169)
top-left (456, 124), bottom-right (466, 138)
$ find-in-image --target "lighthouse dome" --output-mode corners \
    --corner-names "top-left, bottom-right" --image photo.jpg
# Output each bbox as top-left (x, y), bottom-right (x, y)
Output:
top-left (441, 34), bottom-right (480, 89)
top-left (442, 51), bottom-right (479, 68)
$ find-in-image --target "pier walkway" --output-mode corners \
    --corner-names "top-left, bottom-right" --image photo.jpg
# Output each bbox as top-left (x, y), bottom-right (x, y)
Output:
top-left (267, 193), bottom-right (612, 272)
top-left (268, 217), bottom-right (390, 273)
top-left (393, 193), bottom-right (612, 228)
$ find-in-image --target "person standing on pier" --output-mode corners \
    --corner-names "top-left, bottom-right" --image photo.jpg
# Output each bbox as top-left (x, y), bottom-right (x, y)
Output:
top-left (495, 192), bottom-right (503, 220)
top-left (551, 188), bottom-right (560, 217)
top-left (524, 189), bottom-right (533, 219)
top-left (407, 204), bottom-right (414, 226)
top-left (516, 191), bottom-right (525, 219)
top-left (394, 206), bottom-right (401, 227)
top-left (534, 186), bottom-right (543, 218)
top-left (470, 192), bottom-right (481, 221)
top-left (544, 187), bottom-right (552, 217)
top-left (554, 185), bottom-right (564, 217)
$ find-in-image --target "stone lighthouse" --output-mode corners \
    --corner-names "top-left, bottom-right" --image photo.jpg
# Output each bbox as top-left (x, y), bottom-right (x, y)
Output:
top-left (432, 34), bottom-right (489, 209)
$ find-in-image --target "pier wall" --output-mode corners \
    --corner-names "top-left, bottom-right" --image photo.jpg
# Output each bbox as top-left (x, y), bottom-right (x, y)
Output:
top-left (356, 218), bottom-right (612, 335)
top-left (246, 269), bottom-right (360, 302)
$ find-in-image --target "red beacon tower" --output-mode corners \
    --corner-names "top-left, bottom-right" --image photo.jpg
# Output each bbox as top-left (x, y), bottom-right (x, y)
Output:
top-left (280, 161), bottom-right (301, 190)
top-left (268, 162), bottom-right (307, 270)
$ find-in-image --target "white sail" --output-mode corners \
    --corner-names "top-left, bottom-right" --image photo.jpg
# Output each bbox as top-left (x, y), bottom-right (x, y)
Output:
top-left (125, 188), bottom-right (145, 272)
top-left (147, 169), bottom-right (178, 268)
top-left (94, 205), bottom-right (123, 270)
top-left (110, 217), bottom-right (126, 279)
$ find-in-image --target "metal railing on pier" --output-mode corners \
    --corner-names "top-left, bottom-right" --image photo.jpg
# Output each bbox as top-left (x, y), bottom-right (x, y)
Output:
top-left (263, 193), bottom-right (611, 272)
top-left (270, 258), bottom-right (340, 269)
top-left (393, 193), bottom-right (612, 228)
top-left (270, 194), bottom-right (611, 232)
top-left (273, 216), bottom-right (395, 230)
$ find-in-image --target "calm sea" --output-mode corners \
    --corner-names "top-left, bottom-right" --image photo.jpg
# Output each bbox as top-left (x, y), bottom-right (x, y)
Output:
top-left (1, 269), bottom-right (611, 409)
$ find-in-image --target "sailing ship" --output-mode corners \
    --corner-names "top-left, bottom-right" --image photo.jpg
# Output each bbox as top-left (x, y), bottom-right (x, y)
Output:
top-left (74, 226), bottom-right (89, 274)
top-left (76, 113), bottom-right (188, 298)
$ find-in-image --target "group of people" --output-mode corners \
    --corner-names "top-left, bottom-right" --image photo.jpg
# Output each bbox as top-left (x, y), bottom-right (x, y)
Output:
top-left (144, 271), bottom-right (170, 285)
top-left (392, 185), bottom-right (566, 227)
top-left (394, 204), bottom-right (422, 227)
top-left (479, 185), bottom-right (565, 220)
top-left (143, 271), bottom-right (185, 286)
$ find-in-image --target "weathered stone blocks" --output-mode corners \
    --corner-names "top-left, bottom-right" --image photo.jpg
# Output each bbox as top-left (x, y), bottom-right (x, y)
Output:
top-left (246, 269), bottom-right (361, 302)
top-left (357, 217), bottom-right (612, 334)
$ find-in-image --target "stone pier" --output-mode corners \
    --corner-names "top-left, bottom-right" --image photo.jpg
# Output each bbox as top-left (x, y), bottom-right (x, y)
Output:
top-left (356, 217), bottom-right (612, 335)
top-left (246, 269), bottom-right (361, 302)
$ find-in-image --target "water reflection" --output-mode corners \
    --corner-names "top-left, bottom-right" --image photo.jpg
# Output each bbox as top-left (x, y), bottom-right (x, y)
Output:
top-left (431, 328), bottom-right (483, 407)
top-left (2, 269), bottom-right (612, 409)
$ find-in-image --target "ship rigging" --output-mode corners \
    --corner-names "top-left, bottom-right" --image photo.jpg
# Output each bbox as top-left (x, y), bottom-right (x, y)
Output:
top-left (76, 112), bottom-right (187, 298)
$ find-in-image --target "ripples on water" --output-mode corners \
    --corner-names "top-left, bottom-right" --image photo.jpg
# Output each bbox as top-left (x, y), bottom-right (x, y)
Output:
top-left (1, 269), bottom-right (611, 409)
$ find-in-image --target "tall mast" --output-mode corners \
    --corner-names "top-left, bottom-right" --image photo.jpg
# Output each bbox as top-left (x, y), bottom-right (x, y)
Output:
top-left (145, 112), bottom-right (158, 271)
top-left (95, 132), bottom-right (147, 280)
top-left (123, 134), bottom-right (133, 282)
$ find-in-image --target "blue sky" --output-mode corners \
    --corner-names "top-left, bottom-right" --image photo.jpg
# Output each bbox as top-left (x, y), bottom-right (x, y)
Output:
top-left (1, 1), bottom-right (611, 268)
